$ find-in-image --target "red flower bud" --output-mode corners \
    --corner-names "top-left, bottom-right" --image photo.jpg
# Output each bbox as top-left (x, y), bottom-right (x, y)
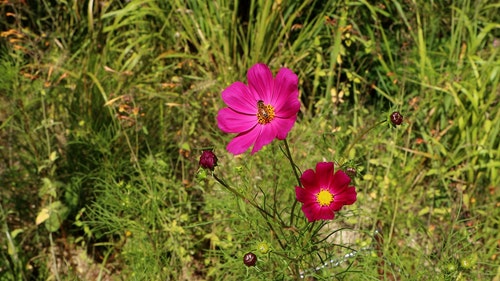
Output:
top-left (243, 252), bottom-right (257, 266)
top-left (390, 111), bottom-right (403, 126)
top-left (345, 167), bottom-right (357, 178)
top-left (199, 150), bottom-right (218, 171)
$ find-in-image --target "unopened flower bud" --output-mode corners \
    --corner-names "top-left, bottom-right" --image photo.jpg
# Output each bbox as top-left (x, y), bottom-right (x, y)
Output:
top-left (199, 149), bottom-right (218, 171)
top-left (345, 167), bottom-right (357, 178)
top-left (390, 111), bottom-right (403, 126)
top-left (257, 242), bottom-right (270, 254)
top-left (460, 254), bottom-right (477, 270)
top-left (243, 252), bottom-right (257, 266)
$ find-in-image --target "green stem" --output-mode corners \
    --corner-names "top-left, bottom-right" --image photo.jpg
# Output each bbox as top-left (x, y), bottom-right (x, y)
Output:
top-left (283, 138), bottom-right (302, 188)
top-left (282, 138), bottom-right (302, 226)
top-left (213, 174), bottom-right (273, 219)
top-left (343, 120), bottom-right (387, 157)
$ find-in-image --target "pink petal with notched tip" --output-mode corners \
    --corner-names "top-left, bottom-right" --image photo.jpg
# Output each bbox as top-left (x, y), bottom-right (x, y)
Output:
top-left (301, 201), bottom-right (335, 222)
top-left (299, 169), bottom-right (319, 192)
top-left (272, 68), bottom-right (300, 114)
top-left (295, 186), bottom-right (316, 204)
top-left (217, 108), bottom-right (257, 134)
top-left (316, 207), bottom-right (336, 221)
top-left (330, 170), bottom-right (352, 192)
top-left (315, 162), bottom-right (335, 189)
top-left (301, 201), bottom-right (321, 222)
top-left (251, 125), bottom-right (278, 154)
top-left (332, 186), bottom-right (357, 206)
top-left (220, 82), bottom-right (256, 114)
top-left (247, 64), bottom-right (274, 102)
top-left (272, 115), bottom-right (297, 140)
top-left (226, 126), bottom-right (260, 155)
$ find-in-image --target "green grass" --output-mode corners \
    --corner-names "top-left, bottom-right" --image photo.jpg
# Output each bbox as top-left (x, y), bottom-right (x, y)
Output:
top-left (1, 0), bottom-right (499, 280)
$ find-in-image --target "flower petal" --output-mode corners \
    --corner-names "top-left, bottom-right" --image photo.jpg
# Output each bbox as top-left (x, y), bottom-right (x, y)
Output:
top-left (315, 162), bottom-right (335, 189)
top-left (221, 81), bottom-right (256, 114)
top-left (270, 115), bottom-right (297, 140)
top-left (334, 186), bottom-right (357, 205)
top-left (226, 127), bottom-right (260, 155)
top-left (251, 125), bottom-right (277, 154)
top-left (217, 108), bottom-right (257, 133)
top-left (275, 98), bottom-right (300, 119)
top-left (301, 201), bottom-right (323, 222)
top-left (316, 206), bottom-right (335, 221)
top-left (300, 169), bottom-right (318, 191)
top-left (295, 186), bottom-right (316, 204)
top-left (272, 67), bottom-right (299, 111)
top-left (330, 170), bottom-right (351, 192)
top-left (248, 63), bottom-right (274, 102)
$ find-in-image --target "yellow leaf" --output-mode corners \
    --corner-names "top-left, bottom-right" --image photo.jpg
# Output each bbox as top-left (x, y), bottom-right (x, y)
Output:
top-left (418, 206), bottom-right (430, 216)
top-left (36, 208), bottom-right (50, 225)
top-left (363, 174), bottom-right (373, 181)
top-left (49, 151), bottom-right (58, 162)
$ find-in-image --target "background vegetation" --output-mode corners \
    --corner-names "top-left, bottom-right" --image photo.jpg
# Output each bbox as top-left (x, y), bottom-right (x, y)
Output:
top-left (1, 0), bottom-right (499, 280)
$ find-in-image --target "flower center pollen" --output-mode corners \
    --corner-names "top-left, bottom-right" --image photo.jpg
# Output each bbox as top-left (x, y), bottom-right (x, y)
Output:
top-left (316, 189), bottom-right (334, 206)
top-left (256, 100), bottom-right (275, 124)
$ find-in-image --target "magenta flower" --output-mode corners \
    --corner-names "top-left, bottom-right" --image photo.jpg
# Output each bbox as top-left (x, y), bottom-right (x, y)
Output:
top-left (295, 162), bottom-right (357, 222)
top-left (217, 63), bottom-right (300, 155)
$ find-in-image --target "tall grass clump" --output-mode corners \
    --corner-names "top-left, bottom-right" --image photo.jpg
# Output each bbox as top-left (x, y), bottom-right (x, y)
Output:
top-left (0, 0), bottom-right (499, 280)
top-left (340, 0), bottom-right (500, 279)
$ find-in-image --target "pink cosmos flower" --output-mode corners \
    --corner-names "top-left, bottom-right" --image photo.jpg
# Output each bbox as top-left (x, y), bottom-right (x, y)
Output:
top-left (295, 162), bottom-right (357, 222)
top-left (217, 63), bottom-right (300, 155)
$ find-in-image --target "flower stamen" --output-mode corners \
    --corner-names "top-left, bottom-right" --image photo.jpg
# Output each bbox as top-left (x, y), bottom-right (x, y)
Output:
top-left (316, 189), bottom-right (334, 206)
top-left (256, 100), bottom-right (275, 124)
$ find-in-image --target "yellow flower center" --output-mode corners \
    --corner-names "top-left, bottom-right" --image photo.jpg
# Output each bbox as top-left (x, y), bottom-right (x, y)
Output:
top-left (256, 100), bottom-right (275, 124)
top-left (316, 189), bottom-right (334, 206)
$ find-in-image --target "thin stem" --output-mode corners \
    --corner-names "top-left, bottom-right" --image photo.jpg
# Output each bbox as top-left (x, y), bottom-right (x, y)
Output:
top-left (283, 138), bottom-right (302, 188)
top-left (282, 138), bottom-right (302, 227)
top-left (343, 120), bottom-right (387, 157)
top-left (213, 174), bottom-right (274, 219)
top-left (269, 250), bottom-right (301, 278)
top-left (289, 197), bottom-right (299, 227)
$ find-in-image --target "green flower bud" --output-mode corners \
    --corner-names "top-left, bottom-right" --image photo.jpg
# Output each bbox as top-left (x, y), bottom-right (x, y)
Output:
top-left (460, 254), bottom-right (477, 270)
top-left (257, 242), bottom-right (270, 254)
